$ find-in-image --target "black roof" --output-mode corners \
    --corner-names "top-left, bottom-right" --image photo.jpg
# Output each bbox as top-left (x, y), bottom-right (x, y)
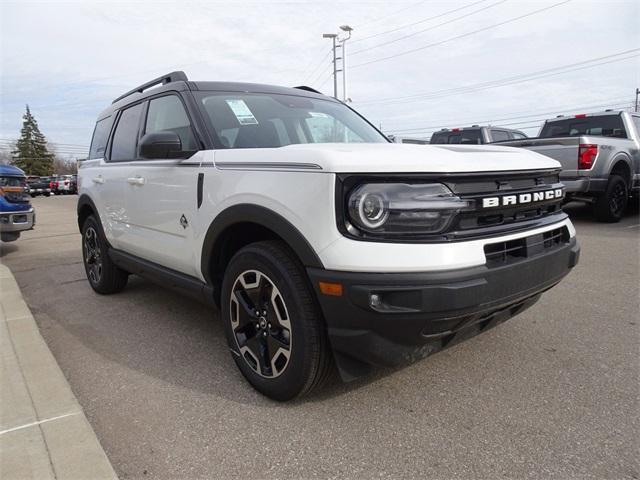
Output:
top-left (99, 71), bottom-right (335, 119)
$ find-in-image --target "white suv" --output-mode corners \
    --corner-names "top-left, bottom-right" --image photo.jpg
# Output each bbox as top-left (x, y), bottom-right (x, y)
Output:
top-left (78, 72), bottom-right (579, 400)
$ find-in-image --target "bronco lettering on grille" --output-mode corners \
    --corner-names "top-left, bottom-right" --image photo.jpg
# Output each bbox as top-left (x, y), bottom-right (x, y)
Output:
top-left (482, 188), bottom-right (564, 208)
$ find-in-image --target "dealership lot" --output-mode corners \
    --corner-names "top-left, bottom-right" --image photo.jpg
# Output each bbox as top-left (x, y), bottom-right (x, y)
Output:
top-left (1, 195), bottom-right (638, 479)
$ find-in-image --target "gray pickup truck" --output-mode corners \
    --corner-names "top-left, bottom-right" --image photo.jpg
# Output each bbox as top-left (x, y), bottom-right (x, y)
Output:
top-left (500, 111), bottom-right (640, 222)
top-left (430, 125), bottom-right (527, 144)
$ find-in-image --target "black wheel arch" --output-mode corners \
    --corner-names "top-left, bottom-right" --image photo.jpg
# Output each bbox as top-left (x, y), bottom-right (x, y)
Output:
top-left (77, 194), bottom-right (99, 232)
top-left (609, 156), bottom-right (632, 187)
top-left (201, 204), bottom-right (324, 304)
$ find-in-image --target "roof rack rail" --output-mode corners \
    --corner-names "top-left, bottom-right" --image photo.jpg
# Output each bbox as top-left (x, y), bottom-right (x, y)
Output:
top-left (112, 71), bottom-right (189, 104)
top-left (293, 85), bottom-right (322, 94)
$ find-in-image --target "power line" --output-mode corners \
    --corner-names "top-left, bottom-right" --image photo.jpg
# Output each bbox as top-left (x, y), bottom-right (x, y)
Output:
top-left (386, 101), bottom-right (634, 135)
top-left (350, 0), bottom-right (507, 56)
top-left (300, 49), bottom-right (333, 85)
top-left (317, 70), bottom-right (334, 90)
top-left (354, 49), bottom-right (640, 106)
top-left (383, 97), bottom-right (633, 131)
top-left (354, 0), bottom-right (431, 29)
top-left (350, 0), bottom-right (489, 44)
top-left (350, 0), bottom-right (572, 69)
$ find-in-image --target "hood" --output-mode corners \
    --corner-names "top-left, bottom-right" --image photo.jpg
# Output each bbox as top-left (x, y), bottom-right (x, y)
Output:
top-left (212, 143), bottom-right (560, 173)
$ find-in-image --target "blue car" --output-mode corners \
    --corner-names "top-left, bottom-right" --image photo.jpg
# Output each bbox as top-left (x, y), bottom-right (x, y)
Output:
top-left (0, 164), bottom-right (35, 242)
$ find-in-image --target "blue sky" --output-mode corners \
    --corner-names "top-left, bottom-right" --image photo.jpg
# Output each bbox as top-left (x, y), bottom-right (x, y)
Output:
top-left (0, 0), bottom-right (638, 157)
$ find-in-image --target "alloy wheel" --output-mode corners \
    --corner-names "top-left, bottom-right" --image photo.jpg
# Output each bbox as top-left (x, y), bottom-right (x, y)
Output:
top-left (84, 226), bottom-right (103, 284)
top-left (229, 270), bottom-right (292, 378)
top-left (610, 182), bottom-right (626, 217)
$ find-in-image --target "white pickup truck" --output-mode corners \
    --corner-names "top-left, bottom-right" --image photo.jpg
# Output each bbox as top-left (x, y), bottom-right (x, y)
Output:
top-left (78, 72), bottom-right (579, 400)
top-left (500, 111), bottom-right (640, 222)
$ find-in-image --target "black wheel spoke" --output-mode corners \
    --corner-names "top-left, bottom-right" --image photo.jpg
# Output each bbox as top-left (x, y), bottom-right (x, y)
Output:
top-left (84, 227), bottom-right (102, 284)
top-left (234, 289), bottom-right (257, 324)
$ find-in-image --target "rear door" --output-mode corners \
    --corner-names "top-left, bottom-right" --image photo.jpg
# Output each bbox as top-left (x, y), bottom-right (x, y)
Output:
top-left (123, 93), bottom-right (204, 277)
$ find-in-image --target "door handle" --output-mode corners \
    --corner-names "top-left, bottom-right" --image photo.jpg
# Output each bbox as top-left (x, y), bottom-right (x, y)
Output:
top-left (92, 176), bottom-right (104, 184)
top-left (127, 176), bottom-right (145, 186)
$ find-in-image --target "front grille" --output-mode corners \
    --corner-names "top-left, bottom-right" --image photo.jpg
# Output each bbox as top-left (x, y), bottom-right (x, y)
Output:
top-left (443, 170), bottom-right (564, 235)
top-left (484, 227), bottom-right (569, 267)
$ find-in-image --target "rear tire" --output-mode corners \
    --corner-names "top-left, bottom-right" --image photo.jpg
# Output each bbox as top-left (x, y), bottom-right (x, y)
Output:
top-left (594, 175), bottom-right (627, 222)
top-left (221, 240), bottom-right (332, 401)
top-left (81, 215), bottom-right (128, 294)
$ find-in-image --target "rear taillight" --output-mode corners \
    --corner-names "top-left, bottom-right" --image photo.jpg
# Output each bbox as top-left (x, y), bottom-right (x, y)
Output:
top-left (578, 144), bottom-right (597, 170)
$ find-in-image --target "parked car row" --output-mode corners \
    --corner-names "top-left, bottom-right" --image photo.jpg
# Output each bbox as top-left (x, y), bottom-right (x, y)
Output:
top-left (26, 174), bottom-right (77, 196)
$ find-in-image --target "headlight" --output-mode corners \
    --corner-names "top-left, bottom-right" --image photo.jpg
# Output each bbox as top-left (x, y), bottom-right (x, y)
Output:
top-left (347, 183), bottom-right (469, 236)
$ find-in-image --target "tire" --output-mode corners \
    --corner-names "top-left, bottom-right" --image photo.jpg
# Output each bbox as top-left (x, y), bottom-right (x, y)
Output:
top-left (221, 240), bottom-right (332, 401)
top-left (81, 215), bottom-right (128, 294)
top-left (1, 232), bottom-right (20, 242)
top-left (594, 175), bottom-right (628, 222)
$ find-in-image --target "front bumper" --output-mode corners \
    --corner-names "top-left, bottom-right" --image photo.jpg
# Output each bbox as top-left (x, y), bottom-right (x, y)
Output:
top-left (308, 236), bottom-right (579, 380)
top-left (0, 208), bottom-right (35, 233)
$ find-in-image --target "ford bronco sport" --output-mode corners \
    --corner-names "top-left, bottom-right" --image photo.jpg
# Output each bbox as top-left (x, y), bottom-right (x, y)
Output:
top-left (78, 72), bottom-right (579, 400)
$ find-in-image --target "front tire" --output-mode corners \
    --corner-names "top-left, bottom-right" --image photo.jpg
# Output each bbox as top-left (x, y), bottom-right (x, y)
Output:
top-left (81, 215), bottom-right (128, 294)
top-left (594, 175), bottom-right (628, 222)
top-left (221, 241), bottom-right (332, 401)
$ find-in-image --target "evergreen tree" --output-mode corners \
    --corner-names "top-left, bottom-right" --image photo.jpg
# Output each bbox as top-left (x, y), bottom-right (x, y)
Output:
top-left (11, 105), bottom-right (55, 175)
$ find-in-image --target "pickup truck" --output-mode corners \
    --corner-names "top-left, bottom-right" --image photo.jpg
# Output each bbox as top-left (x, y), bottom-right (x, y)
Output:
top-left (26, 176), bottom-right (52, 197)
top-left (430, 126), bottom-right (528, 145)
top-left (499, 111), bottom-right (640, 222)
top-left (1, 165), bottom-right (35, 242)
top-left (78, 71), bottom-right (579, 400)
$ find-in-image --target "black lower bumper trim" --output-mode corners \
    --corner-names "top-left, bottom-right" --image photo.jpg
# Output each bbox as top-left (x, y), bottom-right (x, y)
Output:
top-left (307, 237), bottom-right (579, 380)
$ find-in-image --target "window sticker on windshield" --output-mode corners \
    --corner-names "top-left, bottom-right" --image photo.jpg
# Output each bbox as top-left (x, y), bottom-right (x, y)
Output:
top-left (309, 112), bottom-right (329, 118)
top-left (226, 99), bottom-right (258, 125)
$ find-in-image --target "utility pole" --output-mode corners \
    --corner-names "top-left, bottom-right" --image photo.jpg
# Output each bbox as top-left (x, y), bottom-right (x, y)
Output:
top-left (322, 33), bottom-right (338, 99)
top-left (636, 88), bottom-right (639, 112)
top-left (323, 25), bottom-right (353, 101)
top-left (339, 25), bottom-right (353, 102)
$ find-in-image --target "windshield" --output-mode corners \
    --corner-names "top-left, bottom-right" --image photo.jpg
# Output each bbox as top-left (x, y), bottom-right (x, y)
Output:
top-left (539, 115), bottom-right (627, 138)
top-left (196, 92), bottom-right (388, 149)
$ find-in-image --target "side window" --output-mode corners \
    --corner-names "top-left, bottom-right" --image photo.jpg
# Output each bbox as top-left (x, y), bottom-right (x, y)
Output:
top-left (512, 132), bottom-right (527, 140)
top-left (110, 103), bottom-right (143, 161)
top-left (632, 116), bottom-right (640, 137)
top-left (89, 116), bottom-right (114, 159)
top-left (460, 131), bottom-right (481, 144)
top-left (490, 130), bottom-right (511, 142)
top-left (430, 133), bottom-right (447, 144)
top-left (145, 95), bottom-right (197, 150)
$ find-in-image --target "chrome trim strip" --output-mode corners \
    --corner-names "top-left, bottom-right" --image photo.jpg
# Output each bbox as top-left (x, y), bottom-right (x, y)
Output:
top-left (215, 162), bottom-right (323, 171)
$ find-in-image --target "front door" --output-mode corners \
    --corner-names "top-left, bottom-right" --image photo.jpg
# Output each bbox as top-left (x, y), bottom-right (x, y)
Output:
top-left (124, 94), bottom-right (204, 277)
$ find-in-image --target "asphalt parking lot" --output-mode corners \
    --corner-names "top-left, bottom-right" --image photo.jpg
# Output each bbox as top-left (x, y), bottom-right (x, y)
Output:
top-left (1, 195), bottom-right (638, 480)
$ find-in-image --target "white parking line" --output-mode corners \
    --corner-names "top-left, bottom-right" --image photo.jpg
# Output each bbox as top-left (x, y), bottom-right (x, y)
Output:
top-left (0, 412), bottom-right (79, 436)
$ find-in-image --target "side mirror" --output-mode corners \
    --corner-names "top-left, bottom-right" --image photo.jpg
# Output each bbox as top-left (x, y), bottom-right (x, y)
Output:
top-left (139, 131), bottom-right (184, 159)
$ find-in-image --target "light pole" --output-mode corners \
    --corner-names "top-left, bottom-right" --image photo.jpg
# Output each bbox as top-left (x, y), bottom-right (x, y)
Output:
top-left (339, 25), bottom-right (353, 102)
top-left (635, 88), bottom-right (639, 112)
top-left (322, 33), bottom-right (338, 99)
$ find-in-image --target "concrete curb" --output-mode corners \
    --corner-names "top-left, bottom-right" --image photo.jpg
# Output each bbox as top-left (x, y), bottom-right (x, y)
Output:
top-left (0, 263), bottom-right (117, 480)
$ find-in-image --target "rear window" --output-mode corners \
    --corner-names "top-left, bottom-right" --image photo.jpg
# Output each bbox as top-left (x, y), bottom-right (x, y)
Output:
top-left (632, 115), bottom-right (640, 137)
top-left (540, 115), bottom-right (627, 138)
top-left (490, 130), bottom-right (511, 142)
top-left (431, 130), bottom-right (482, 144)
top-left (111, 103), bottom-right (144, 161)
top-left (89, 116), bottom-right (114, 159)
